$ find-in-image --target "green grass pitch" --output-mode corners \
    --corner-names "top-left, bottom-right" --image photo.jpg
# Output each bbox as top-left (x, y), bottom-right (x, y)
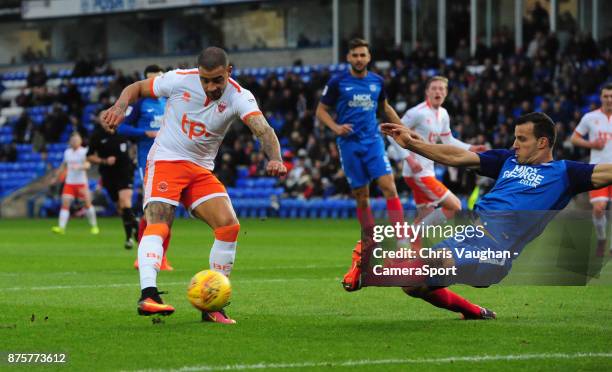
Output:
top-left (1, 217), bottom-right (611, 371)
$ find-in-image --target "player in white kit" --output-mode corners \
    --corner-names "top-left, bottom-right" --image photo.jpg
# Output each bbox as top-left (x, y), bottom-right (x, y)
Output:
top-left (101, 47), bottom-right (287, 323)
top-left (571, 83), bottom-right (612, 256)
top-left (51, 133), bottom-right (99, 235)
top-left (388, 76), bottom-right (485, 231)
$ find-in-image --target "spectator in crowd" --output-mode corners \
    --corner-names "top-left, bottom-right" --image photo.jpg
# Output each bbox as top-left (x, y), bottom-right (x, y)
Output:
top-left (14, 112), bottom-right (35, 144)
top-left (27, 64), bottom-right (47, 88)
top-left (0, 143), bottom-right (17, 162)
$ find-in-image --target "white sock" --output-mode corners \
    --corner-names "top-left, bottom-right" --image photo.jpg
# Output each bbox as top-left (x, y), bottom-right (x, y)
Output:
top-left (59, 208), bottom-right (70, 229)
top-left (420, 208), bottom-right (449, 227)
top-left (593, 214), bottom-right (607, 240)
top-left (86, 206), bottom-right (97, 227)
top-left (138, 235), bottom-right (163, 289)
top-left (210, 240), bottom-right (236, 277)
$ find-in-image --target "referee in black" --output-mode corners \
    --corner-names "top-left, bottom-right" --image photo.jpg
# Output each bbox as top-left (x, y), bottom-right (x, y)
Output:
top-left (87, 109), bottom-right (138, 249)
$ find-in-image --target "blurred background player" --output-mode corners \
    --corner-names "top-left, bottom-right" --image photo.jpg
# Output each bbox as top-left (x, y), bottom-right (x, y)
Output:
top-left (87, 110), bottom-right (138, 249)
top-left (315, 38), bottom-right (405, 292)
top-left (117, 65), bottom-right (173, 270)
top-left (571, 82), bottom-right (612, 257)
top-left (101, 47), bottom-right (287, 323)
top-left (388, 76), bottom-right (486, 232)
top-left (51, 133), bottom-right (99, 235)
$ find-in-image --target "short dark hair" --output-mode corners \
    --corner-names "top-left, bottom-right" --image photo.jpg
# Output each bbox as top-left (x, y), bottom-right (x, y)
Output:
top-left (515, 112), bottom-right (556, 148)
top-left (348, 38), bottom-right (369, 52)
top-left (601, 82), bottom-right (612, 93)
top-left (144, 64), bottom-right (163, 76)
top-left (197, 47), bottom-right (229, 70)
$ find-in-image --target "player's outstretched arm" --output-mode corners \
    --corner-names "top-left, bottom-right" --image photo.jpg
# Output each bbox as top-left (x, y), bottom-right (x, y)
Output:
top-left (591, 164), bottom-right (612, 189)
top-left (381, 123), bottom-right (480, 168)
top-left (381, 99), bottom-right (402, 125)
top-left (101, 78), bottom-right (154, 132)
top-left (244, 114), bottom-right (287, 177)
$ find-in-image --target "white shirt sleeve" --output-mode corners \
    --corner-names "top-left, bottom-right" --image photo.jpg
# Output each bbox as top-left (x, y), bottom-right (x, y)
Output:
top-left (397, 108), bottom-right (420, 159)
top-left (400, 109), bottom-right (418, 129)
top-left (235, 89), bottom-right (262, 122)
top-left (439, 112), bottom-right (471, 150)
top-left (387, 136), bottom-right (411, 160)
top-left (574, 115), bottom-right (590, 137)
top-left (152, 70), bottom-right (181, 98)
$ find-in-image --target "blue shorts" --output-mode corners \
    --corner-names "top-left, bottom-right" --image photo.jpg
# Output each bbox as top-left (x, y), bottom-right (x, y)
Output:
top-left (337, 137), bottom-right (392, 189)
top-left (428, 234), bottom-right (512, 287)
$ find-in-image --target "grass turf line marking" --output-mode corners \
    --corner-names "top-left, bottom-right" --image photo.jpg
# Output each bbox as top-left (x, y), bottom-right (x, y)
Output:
top-left (0, 277), bottom-right (338, 292)
top-left (0, 265), bottom-right (346, 277)
top-left (130, 352), bottom-right (612, 371)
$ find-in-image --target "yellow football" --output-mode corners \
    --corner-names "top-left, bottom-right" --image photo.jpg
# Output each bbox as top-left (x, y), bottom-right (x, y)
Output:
top-left (187, 270), bottom-right (232, 312)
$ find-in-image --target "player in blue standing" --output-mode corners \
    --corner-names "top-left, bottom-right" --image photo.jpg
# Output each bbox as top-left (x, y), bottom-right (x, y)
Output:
top-left (316, 38), bottom-right (405, 291)
top-left (382, 112), bottom-right (607, 319)
top-left (117, 65), bottom-right (173, 271)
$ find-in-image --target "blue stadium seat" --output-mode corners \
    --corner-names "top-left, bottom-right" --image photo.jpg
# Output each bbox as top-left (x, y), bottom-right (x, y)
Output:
top-left (0, 134), bottom-right (13, 144)
top-left (236, 167), bottom-right (249, 179)
top-left (15, 144), bottom-right (32, 152)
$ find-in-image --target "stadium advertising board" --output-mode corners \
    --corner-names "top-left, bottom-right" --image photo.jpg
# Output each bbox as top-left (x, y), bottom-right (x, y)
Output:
top-left (22, 0), bottom-right (259, 19)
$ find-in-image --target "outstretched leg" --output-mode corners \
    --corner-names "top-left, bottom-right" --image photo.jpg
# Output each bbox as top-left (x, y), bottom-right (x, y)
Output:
top-left (136, 201), bottom-right (176, 316)
top-left (192, 196), bottom-right (239, 324)
top-left (403, 285), bottom-right (495, 320)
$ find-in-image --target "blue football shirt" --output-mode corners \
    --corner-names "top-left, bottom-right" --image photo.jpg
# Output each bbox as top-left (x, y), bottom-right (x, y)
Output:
top-left (320, 71), bottom-right (386, 144)
top-left (476, 149), bottom-right (595, 211)
top-left (117, 97), bottom-right (166, 168)
top-left (472, 149), bottom-right (596, 255)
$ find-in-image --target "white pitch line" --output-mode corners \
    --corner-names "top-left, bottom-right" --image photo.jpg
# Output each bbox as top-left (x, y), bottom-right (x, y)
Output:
top-left (129, 352), bottom-right (612, 372)
top-left (0, 277), bottom-right (337, 292)
top-left (0, 265), bottom-right (345, 277)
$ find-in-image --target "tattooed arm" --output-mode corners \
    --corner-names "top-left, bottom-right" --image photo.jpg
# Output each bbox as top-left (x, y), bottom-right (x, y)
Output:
top-left (101, 78), bottom-right (155, 131)
top-left (244, 113), bottom-right (287, 176)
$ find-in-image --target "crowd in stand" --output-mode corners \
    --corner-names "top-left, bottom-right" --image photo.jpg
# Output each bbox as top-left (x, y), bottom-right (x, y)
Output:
top-left (1, 25), bottom-right (611, 200)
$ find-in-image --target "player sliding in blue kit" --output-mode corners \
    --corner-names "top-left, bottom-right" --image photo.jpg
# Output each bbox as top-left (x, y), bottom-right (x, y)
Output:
top-left (382, 112), bottom-right (605, 319)
top-left (117, 65), bottom-right (173, 271)
top-left (316, 38), bottom-right (405, 291)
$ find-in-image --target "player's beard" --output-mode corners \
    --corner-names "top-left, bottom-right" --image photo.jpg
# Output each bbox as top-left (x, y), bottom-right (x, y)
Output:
top-left (205, 89), bottom-right (223, 101)
top-left (351, 64), bottom-right (366, 74)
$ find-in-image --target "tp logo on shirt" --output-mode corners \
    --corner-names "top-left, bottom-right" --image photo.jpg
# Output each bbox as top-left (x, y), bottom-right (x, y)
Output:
top-left (181, 114), bottom-right (211, 139)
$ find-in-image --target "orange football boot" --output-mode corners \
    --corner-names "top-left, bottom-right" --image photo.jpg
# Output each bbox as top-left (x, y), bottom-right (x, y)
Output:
top-left (137, 297), bottom-right (175, 316)
top-left (202, 309), bottom-right (236, 324)
top-left (341, 240), bottom-right (362, 292)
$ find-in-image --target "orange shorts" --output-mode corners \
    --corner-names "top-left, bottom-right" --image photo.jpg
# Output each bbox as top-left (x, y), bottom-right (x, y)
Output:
top-left (143, 160), bottom-right (228, 211)
top-left (589, 185), bottom-right (612, 203)
top-left (62, 183), bottom-right (89, 199)
top-left (404, 176), bottom-right (450, 207)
